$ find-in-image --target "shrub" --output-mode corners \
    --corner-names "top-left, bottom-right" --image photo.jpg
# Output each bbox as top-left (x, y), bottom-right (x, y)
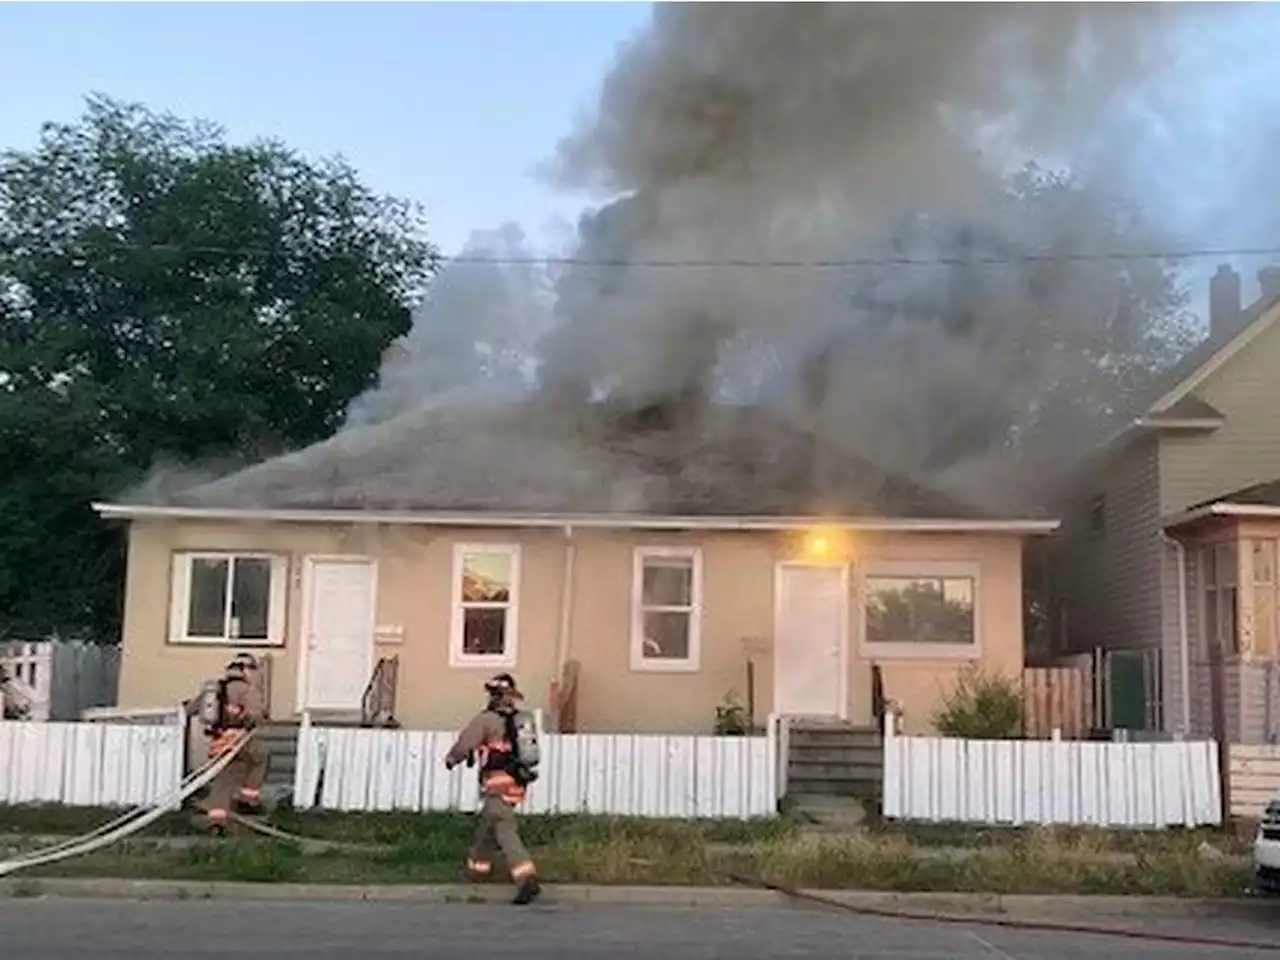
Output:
top-left (931, 666), bottom-right (1025, 739)
top-left (714, 691), bottom-right (749, 736)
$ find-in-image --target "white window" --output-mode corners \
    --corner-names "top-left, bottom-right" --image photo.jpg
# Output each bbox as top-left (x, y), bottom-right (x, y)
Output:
top-left (631, 547), bottom-right (702, 672)
top-left (169, 552), bottom-right (288, 646)
top-left (861, 561), bottom-right (979, 659)
top-left (450, 544), bottom-right (520, 668)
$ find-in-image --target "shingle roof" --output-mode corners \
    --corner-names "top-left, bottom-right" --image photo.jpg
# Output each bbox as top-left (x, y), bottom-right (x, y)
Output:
top-left (1190, 477), bottom-right (1280, 511)
top-left (147, 402), bottom-right (1023, 521)
top-left (1146, 394), bottom-right (1224, 422)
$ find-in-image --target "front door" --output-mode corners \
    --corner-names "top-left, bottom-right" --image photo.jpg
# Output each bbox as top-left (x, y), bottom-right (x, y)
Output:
top-left (774, 564), bottom-right (846, 718)
top-left (300, 557), bottom-right (377, 712)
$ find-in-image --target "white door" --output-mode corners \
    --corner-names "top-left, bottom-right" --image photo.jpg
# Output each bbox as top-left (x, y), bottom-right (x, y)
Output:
top-left (774, 564), bottom-right (846, 718)
top-left (301, 558), bottom-right (376, 711)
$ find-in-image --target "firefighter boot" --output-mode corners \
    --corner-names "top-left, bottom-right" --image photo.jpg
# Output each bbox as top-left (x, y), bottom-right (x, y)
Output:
top-left (512, 878), bottom-right (541, 906)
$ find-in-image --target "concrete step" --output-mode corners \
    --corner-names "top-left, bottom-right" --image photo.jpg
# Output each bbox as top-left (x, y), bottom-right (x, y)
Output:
top-left (789, 794), bottom-right (870, 831)
top-left (787, 744), bottom-right (883, 764)
top-left (789, 729), bottom-right (881, 750)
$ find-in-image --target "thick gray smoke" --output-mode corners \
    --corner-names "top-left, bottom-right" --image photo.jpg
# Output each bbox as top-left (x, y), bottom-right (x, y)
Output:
top-left (165, 3), bottom-right (1244, 514)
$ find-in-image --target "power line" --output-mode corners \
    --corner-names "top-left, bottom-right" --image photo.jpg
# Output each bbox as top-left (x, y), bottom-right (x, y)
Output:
top-left (45, 240), bottom-right (1280, 269)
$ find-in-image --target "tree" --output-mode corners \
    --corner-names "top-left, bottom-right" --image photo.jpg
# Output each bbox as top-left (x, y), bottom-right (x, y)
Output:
top-left (0, 95), bottom-right (437, 639)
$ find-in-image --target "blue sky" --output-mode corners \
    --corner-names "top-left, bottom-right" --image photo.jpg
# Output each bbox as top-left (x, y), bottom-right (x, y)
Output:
top-left (0, 2), bottom-right (651, 255)
top-left (3, 2), bottom-right (1280, 318)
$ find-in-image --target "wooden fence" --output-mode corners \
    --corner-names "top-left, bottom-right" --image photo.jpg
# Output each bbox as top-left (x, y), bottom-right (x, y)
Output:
top-left (294, 717), bottom-right (780, 819)
top-left (0, 641), bottom-right (120, 721)
top-left (1023, 666), bottom-right (1094, 738)
top-left (1227, 744), bottom-right (1280, 818)
top-left (0, 719), bottom-right (184, 807)
top-left (883, 715), bottom-right (1221, 827)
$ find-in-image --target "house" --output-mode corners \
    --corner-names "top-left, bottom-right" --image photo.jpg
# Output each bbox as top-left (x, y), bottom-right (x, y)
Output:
top-left (93, 401), bottom-right (1057, 736)
top-left (1051, 265), bottom-right (1280, 740)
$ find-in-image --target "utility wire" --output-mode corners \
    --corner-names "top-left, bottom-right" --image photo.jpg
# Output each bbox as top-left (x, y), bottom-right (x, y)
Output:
top-left (45, 241), bottom-right (1280, 269)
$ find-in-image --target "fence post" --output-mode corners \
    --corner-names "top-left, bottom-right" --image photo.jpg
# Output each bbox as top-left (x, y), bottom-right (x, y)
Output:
top-left (171, 703), bottom-right (187, 812)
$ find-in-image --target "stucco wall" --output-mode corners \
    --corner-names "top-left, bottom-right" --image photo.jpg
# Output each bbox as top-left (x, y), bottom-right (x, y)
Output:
top-left (116, 518), bottom-right (1028, 735)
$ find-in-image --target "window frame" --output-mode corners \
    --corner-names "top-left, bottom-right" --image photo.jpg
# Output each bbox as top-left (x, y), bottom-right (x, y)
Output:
top-left (630, 546), bottom-right (703, 673)
top-left (449, 542), bottom-right (521, 669)
top-left (858, 559), bottom-right (981, 660)
top-left (168, 551), bottom-right (288, 647)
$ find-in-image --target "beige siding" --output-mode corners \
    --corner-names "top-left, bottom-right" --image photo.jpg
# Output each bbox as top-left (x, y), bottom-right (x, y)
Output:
top-left (116, 519), bottom-right (1029, 735)
top-left (1159, 317), bottom-right (1280, 513)
top-left (1053, 436), bottom-right (1164, 657)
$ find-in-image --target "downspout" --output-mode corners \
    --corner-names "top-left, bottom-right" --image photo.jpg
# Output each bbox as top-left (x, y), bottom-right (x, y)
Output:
top-left (1161, 532), bottom-right (1191, 734)
top-left (555, 525), bottom-right (577, 680)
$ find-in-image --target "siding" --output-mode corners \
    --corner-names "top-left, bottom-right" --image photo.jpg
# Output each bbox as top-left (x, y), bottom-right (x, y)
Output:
top-left (1158, 316), bottom-right (1280, 513)
top-left (1156, 316), bottom-right (1280, 736)
top-left (1053, 436), bottom-right (1164, 659)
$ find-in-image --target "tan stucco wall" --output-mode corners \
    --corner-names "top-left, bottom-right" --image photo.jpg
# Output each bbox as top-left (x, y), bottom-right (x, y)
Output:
top-left (116, 519), bottom-right (1027, 735)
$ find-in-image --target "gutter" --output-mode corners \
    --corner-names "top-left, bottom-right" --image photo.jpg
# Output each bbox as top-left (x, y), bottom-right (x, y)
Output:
top-left (1163, 502), bottom-right (1280, 530)
top-left (91, 502), bottom-right (1061, 536)
top-left (1160, 532), bottom-right (1192, 734)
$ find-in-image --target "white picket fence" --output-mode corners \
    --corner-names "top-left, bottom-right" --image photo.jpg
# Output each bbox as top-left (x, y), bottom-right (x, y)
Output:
top-left (0, 719), bottom-right (184, 807)
top-left (294, 716), bottom-right (780, 819)
top-left (882, 717), bottom-right (1222, 827)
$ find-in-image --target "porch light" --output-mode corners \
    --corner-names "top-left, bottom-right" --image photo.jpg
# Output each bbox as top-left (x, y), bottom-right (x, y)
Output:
top-left (806, 532), bottom-right (830, 557)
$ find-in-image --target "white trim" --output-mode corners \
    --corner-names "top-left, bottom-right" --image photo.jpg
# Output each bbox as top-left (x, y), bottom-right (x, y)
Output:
top-left (450, 543), bottom-right (521, 669)
top-left (93, 502), bottom-right (1060, 535)
top-left (1149, 297), bottom-right (1280, 414)
top-left (857, 559), bottom-right (981, 661)
top-left (167, 551), bottom-right (288, 647)
top-left (630, 546), bottom-right (703, 673)
top-left (1163, 502), bottom-right (1280, 529)
top-left (772, 562), bottom-right (850, 721)
top-left (296, 554), bottom-right (378, 713)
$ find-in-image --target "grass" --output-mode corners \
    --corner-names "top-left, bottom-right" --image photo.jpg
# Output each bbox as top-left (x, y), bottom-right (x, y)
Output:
top-left (0, 805), bottom-right (1258, 896)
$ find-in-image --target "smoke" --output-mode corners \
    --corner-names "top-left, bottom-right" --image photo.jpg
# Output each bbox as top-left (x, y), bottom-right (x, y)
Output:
top-left (164, 3), bottom-right (1254, 514)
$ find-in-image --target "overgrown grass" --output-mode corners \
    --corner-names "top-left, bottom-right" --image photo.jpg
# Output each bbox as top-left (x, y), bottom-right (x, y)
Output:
top-left (0, 811), bottom-right (1256, 897)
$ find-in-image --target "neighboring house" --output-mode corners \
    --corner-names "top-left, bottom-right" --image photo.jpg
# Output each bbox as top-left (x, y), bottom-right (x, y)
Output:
top-left (93, 403), bottom-right (1056, 735)
top-left (1052, 265), bottom-right (1280, 740)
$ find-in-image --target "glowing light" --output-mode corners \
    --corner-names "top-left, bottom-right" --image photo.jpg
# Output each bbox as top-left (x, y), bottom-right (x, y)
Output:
top-left (808, 534), bottom-right (829, 557)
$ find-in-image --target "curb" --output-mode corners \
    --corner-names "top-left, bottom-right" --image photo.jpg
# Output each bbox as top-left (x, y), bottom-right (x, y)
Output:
top-left (0, 878), bottom-right (1272, 918)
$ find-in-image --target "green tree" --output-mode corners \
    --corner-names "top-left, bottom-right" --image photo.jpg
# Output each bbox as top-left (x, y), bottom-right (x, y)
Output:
top-left (0, 95), bottom-right (437, 639)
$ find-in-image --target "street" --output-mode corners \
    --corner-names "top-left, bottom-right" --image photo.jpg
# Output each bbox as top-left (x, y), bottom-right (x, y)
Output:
top-left (3, 898), bottom-right (1280, 959)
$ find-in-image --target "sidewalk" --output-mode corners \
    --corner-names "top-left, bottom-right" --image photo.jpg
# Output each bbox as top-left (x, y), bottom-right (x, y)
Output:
top-left (0, 876), bottom-right (1272, 920)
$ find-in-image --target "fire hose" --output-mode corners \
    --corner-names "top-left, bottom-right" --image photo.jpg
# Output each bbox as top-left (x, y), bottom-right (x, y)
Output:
top-left (0, 730), bottom-right (255, 877)
top-left (723, 872), bottom-right (1280, 954)
top-left (3, 739), bottom-right (1278, 952)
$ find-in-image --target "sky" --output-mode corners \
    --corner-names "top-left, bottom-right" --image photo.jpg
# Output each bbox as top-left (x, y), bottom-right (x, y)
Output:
top-left (0, 1), bottom-right (652, 256)
top-left (3, 2), bottom-right (1280, 314)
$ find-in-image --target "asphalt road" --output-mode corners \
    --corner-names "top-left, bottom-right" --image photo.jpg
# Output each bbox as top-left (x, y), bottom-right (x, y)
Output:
top-left (4, 898), bottom-right (1280, 959)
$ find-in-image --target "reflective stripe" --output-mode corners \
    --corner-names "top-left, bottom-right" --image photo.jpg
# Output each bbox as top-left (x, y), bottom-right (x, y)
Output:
top-left (467, 859), bottom-right (492, 873)
top-left (208, 808), bottom-right (228, 824)
top-left (239, 787), bottom-right (261, 799)
top-left (510, 861), bottom-right (536, 880)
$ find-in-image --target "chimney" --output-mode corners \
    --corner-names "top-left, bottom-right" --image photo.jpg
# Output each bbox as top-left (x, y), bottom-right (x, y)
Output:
top-left (1259, 265), bottom-right (1280, 303)
top-left (1209, 264), bottom-right (1241, 339)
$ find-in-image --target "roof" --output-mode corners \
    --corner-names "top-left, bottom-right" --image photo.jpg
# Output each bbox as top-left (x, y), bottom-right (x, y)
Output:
top-left (1062, 295), bottom-right (1280, 487)
top-left (1144, 293), bottom-right (1280, 415)
top-left (1163, 476), bottom-right (1280, 529)
top-left (100, 401), bottom-right (1058, 531)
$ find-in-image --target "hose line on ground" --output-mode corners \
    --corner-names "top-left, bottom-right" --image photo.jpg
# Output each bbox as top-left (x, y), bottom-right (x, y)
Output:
top-left (0, 731), bottom-right (253, 877)
top-left (726, 873), bottom-right (1280, 954)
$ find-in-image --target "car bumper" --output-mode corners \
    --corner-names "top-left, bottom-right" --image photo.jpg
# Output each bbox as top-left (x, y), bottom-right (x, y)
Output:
top-left (1253, 835), bottom-right (1280, 892)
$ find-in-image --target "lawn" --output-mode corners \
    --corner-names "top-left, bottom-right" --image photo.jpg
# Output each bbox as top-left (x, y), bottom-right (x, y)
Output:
top-left (0, 805), bottom-right (1257, 897)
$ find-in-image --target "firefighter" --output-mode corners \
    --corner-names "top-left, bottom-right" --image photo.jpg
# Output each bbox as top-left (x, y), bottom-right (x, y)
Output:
top-left (199, 652), bottom-right (268, 834)
top-left (445, 672), bottom-right (541, 905)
